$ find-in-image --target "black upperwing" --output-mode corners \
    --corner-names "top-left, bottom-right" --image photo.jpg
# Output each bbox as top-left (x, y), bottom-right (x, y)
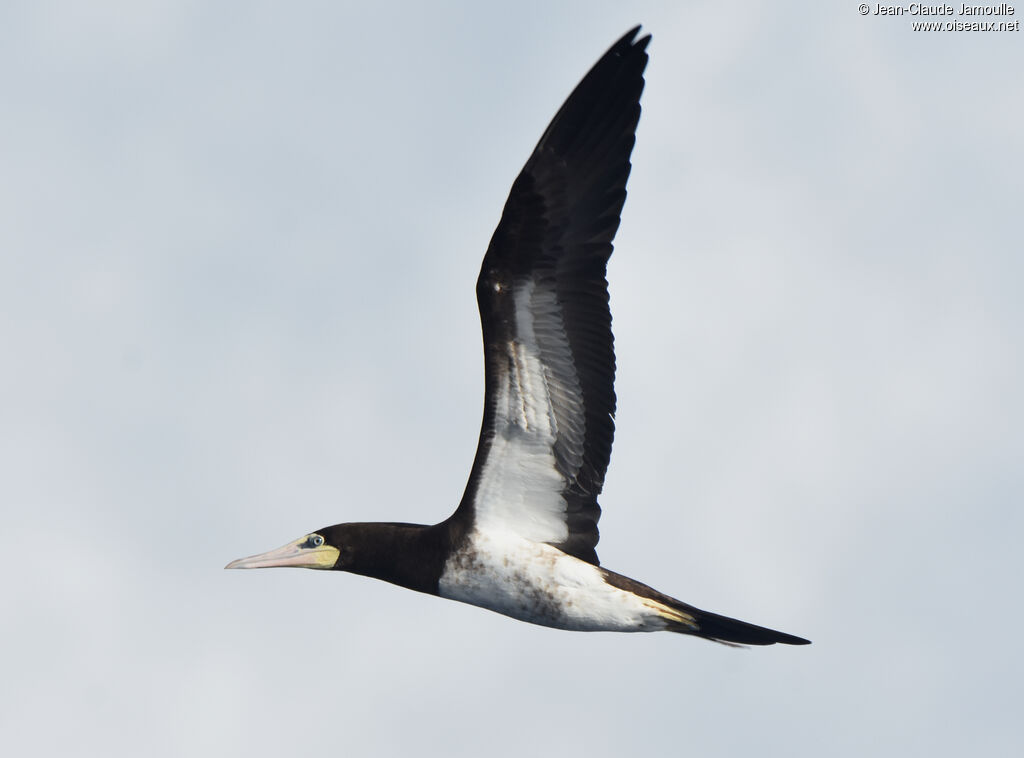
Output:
top-left (448, 28), bottom-right (650, 565)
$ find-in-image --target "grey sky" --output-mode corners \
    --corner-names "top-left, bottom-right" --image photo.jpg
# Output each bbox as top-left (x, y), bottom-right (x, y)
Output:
top-left (3, 1), bottom-right (1022, 756)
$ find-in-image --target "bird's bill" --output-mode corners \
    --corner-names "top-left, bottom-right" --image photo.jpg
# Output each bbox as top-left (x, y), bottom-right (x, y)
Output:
top-left (224, 536), bottom-right (339, 570)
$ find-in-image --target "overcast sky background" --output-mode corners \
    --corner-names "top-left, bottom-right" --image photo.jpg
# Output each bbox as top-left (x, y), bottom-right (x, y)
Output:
top-left (3, 1), bottom-right (1022, 756)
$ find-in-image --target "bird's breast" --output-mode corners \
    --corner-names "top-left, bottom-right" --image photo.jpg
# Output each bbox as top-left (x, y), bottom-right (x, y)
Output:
top-left (437, 530), bottom-right (666, 632)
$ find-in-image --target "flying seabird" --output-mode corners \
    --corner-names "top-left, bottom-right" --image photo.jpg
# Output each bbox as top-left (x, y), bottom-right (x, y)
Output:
top-left (227, 27), bottom-right (810, 647)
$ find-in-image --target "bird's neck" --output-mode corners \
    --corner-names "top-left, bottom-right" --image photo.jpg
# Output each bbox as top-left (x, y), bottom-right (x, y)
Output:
top-left (343, 522), bottom-right (451, 595)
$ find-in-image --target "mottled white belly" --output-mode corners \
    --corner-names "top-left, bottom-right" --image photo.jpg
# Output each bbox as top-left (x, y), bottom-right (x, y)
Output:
top-left (438, 530), bottom-right (668, 632)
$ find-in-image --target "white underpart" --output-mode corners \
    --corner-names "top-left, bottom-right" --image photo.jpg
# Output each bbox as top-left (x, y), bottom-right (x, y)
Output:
top-left (450, 281), bottom-right (645, 630)
top-left (471, 281), bottom-right (569, 544)
top-left (439, 530), bottom-right (667, 632)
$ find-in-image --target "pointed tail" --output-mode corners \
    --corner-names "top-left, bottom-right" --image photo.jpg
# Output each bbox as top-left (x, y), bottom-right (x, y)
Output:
top-left (672, 603), bottom-right (811, 646)
top-left (601, 568), bottom-right (811, 646)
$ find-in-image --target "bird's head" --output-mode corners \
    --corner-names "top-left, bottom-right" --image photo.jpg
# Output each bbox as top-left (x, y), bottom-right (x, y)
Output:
top-left (225, 522), bottom-right (433, 591)
top-left (225, 525), bottom-right (351, 571)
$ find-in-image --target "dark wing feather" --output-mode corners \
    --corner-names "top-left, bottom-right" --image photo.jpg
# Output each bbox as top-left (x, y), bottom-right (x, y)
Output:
top-left (450, 28), bottom-right (649, 566)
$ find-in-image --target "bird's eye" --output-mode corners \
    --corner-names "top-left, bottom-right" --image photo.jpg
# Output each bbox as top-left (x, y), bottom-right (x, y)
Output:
top-left (309, 534), bottom-right (324, 548)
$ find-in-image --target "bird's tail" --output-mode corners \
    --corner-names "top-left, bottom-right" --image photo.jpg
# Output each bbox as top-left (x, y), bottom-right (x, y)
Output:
top-left (601, 569), bottom-right (811, 646)
top-left (655, 598), bottom-right (811, 646)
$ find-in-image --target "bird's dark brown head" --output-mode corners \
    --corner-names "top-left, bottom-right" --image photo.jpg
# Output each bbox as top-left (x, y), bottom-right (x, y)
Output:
top-left (316, 523), bottom-right (360, 569)
top-left (226, 521), bottom-right (435, 572)
top-left (226, 521), bottom-right (444, 595)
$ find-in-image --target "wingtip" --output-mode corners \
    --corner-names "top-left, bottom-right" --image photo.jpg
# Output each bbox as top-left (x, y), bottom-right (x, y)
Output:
top-left (620, 24), bottom-right (651, 49)
top-left (622, 24), bottom-right (642, 41)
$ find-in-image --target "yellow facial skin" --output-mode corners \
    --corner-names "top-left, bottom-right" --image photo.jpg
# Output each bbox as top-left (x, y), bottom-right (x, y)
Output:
top-left (225, 534), bottom-right (339, 570)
